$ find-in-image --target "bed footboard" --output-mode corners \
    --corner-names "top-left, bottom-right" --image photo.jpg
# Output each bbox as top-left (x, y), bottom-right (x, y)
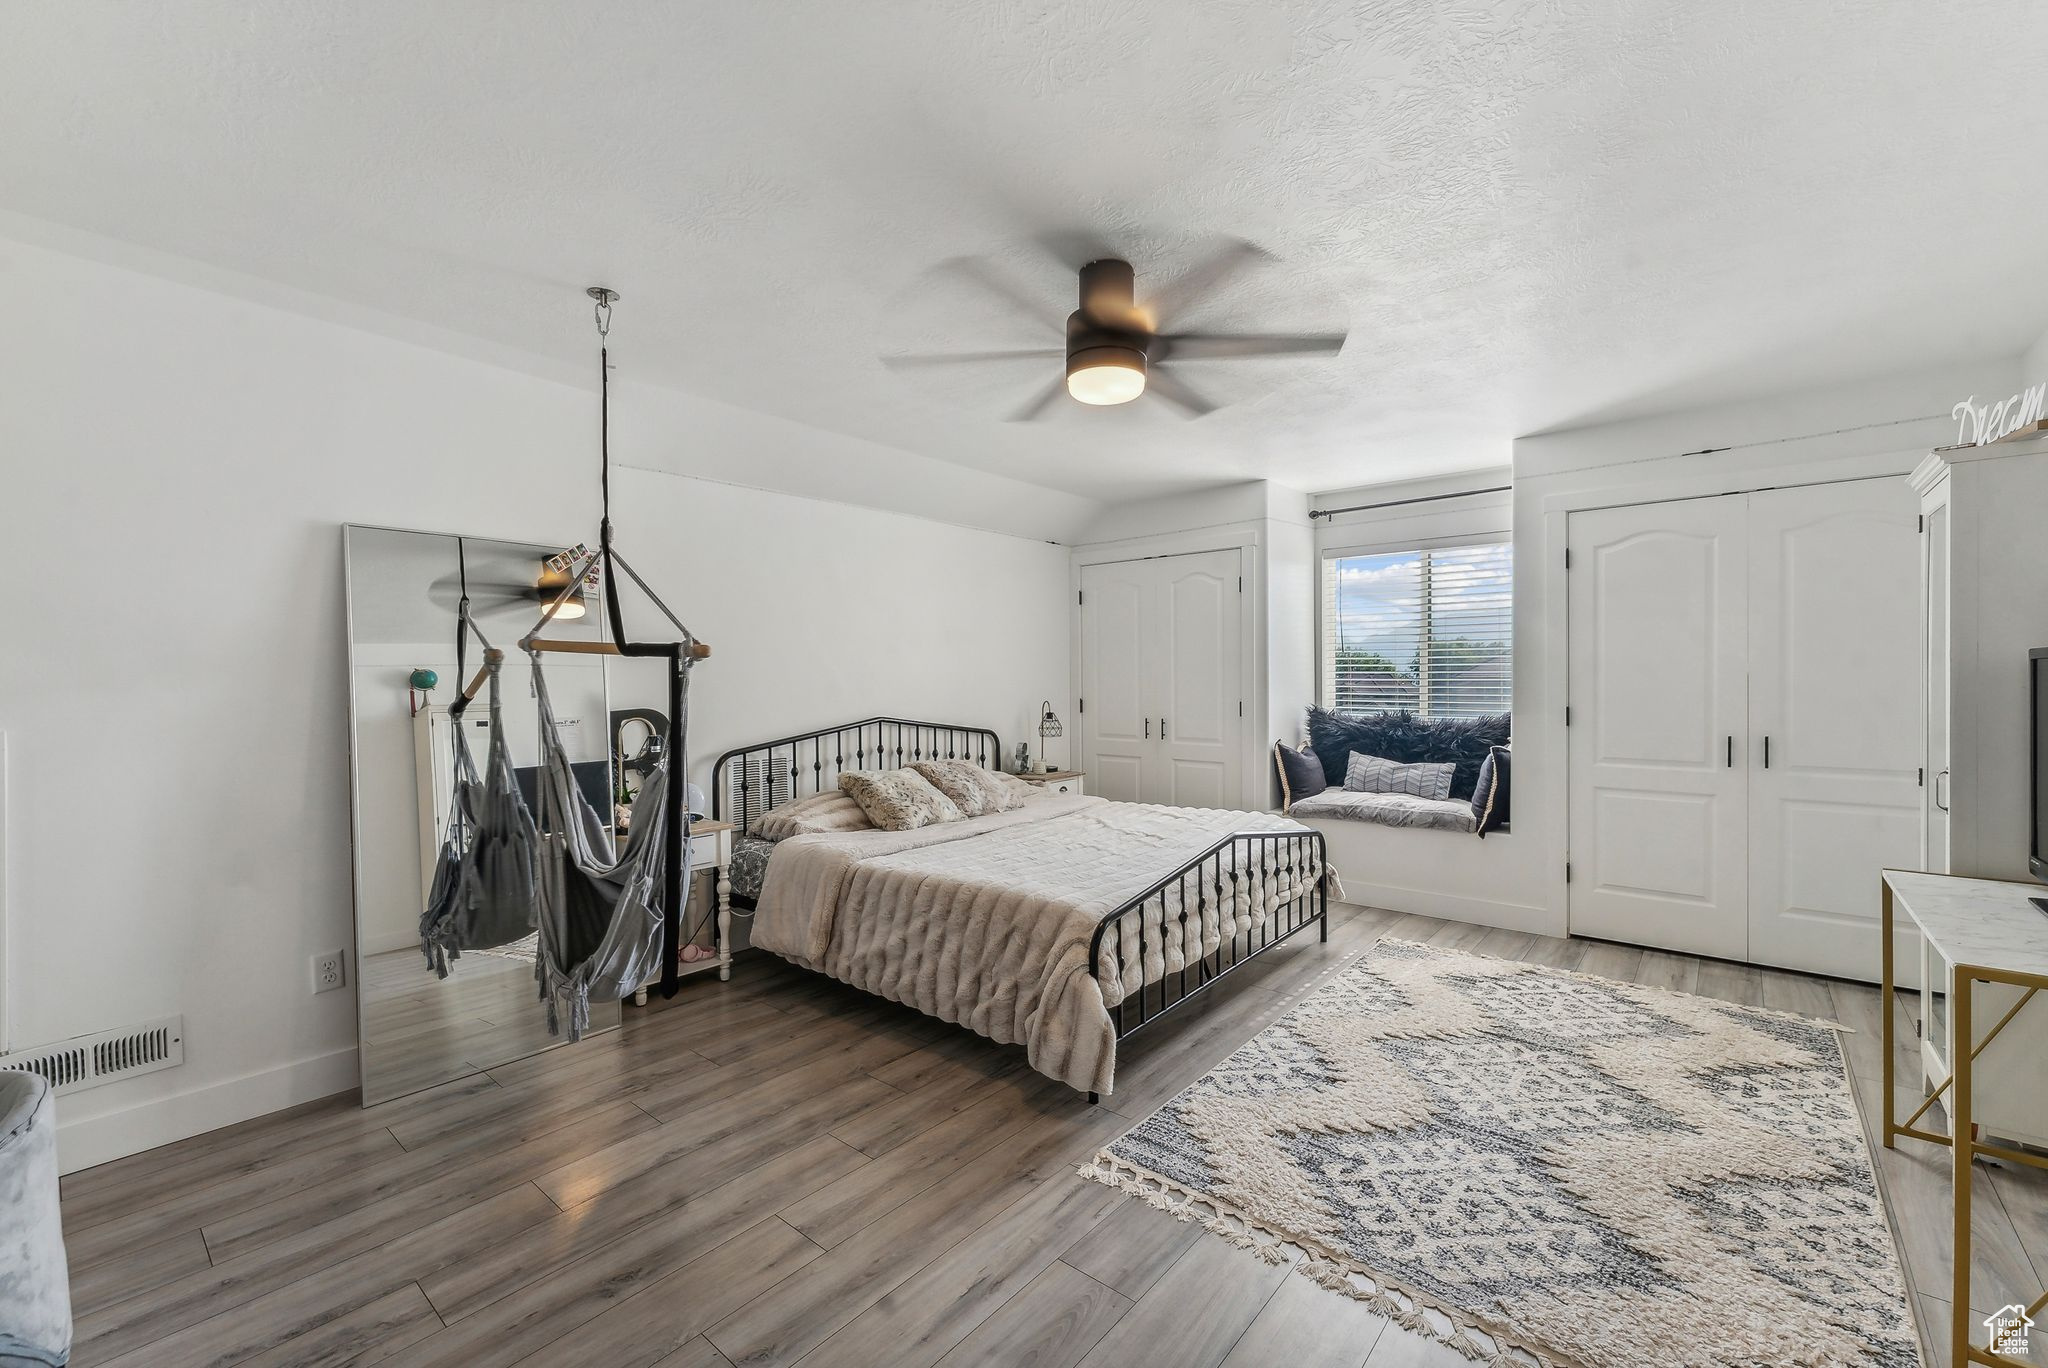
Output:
top-left (1084, 827), bottom-right (1328, 1102)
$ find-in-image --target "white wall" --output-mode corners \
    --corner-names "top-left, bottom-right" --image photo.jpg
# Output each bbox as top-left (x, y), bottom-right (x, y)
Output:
top-left (1075, 481), bottom-right (1271, 546)
top-left (1263, 485), bottom-right (1316, 807)
top-left (605, 471), bottom-right (1071, 790)
top-left (0, 229), bottom-right (1076, 1172)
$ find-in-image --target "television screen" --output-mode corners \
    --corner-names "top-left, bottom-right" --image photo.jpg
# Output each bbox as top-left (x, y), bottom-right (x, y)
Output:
top-left (513, 760), bottom-right (613, 833)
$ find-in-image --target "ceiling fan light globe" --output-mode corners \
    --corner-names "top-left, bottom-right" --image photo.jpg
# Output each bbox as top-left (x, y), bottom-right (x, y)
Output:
top-left (553, 597), bottom-right (587, 621)
top-left (1065, 347), bottom-right (1147, 406)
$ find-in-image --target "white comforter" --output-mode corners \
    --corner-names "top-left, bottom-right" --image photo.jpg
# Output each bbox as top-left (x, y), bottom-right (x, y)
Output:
top-left (749, 793), bottom-right (1324, 1096)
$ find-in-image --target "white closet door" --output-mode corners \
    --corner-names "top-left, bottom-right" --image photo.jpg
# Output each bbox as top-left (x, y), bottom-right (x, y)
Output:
top-left (1568, 496), bottom-right (1750, 959)
top-left (1148, 548), bottom-right (1243, 807)
top-left (1746, 480), bottom-right (1922, 979)
top-left (1078, 558), bottom-right (1151, 802)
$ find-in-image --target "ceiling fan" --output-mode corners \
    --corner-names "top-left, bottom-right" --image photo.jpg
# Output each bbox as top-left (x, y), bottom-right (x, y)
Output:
top-left (882, 241), bottom-right (1346, 420)
top-left (427, 545), bottom-right (598, 623)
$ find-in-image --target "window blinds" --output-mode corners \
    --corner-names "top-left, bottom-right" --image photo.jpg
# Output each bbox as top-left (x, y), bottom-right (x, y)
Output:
top-left (1320, 542), bottom-right (1512, 720)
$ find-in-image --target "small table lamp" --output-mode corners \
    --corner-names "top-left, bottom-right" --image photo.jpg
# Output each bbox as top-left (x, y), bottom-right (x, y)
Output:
top-left (1037, 700), bottom-right (1063, 774)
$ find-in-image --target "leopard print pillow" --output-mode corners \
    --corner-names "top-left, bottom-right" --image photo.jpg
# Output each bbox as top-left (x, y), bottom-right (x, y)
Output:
top-left (909, 759), bottom-right (1028, 817)
top-left (752, 790), bottom-right (876, 840)
top-left (837, 768), bottom-right (966, 831)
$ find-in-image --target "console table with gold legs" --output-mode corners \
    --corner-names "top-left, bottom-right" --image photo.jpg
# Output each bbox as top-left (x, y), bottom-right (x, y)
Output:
top-left (1881, 870), bottom-right (2048, 1367)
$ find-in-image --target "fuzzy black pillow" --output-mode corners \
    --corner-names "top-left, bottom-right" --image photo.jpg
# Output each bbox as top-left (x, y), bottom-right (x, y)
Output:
top-left (1306, 707), bottom-right (1510, 803)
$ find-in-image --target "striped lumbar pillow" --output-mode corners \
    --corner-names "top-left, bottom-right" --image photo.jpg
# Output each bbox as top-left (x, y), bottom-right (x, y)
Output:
top-left (1344, 751), bottom-right (1455, 801)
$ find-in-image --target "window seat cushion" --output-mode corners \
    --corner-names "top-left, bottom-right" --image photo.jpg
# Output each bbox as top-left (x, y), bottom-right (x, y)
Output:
top-left (1285, 788), bottom-right (1478, 833)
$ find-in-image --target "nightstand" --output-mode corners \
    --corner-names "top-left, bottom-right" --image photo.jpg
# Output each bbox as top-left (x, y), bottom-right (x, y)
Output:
top-left (633, 818), bottom-right (735, 1005)
top-left (1021, 770), bottom-right (1085, 796)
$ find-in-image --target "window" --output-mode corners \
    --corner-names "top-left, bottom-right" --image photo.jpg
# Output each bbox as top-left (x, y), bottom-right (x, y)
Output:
top-left (1320, 541), bottom-right (1512, 719)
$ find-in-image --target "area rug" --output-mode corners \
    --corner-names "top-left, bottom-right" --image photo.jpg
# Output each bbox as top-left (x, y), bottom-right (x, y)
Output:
top-left (1080, 939), bottom-right (1918, 1368)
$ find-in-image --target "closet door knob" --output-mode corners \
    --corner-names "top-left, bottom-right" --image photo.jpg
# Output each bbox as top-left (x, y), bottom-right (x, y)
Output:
top-left (1161, 717), bottom-right (1168, 739)
top-left (1144, 718), bottom-right (1150, 739)
top-left (1726, 736), bottom-right (1733, 768)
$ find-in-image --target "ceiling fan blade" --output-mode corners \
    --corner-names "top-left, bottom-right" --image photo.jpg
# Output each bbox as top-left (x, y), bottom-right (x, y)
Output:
top-left (883, 348), bottom-right (1065, 369)
top-left (1150, 239), bottom-right (1270, 326)
top-left (1144, 367), bottom-right (1217, 418)
top-left (428, 580), bottom-right (535, 615)
top-left (935, 256), bottom-right (1063, 332)
top-left (1006, 375), bottom-right (1067, 422)
top-left (1155, 332), bottom-right (1346, 361)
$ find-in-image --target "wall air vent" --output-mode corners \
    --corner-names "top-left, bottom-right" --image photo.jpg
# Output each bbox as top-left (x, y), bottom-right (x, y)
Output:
top-left (0, 1016), bottom-right (183, 1096)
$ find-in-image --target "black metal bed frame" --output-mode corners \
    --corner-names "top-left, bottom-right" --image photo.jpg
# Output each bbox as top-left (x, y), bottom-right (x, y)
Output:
top-left (712, 717), bottom-right (1003, 834)
top-left (712, 716), bottom-right (1329, 1100)
top-left (1085, 826), bottom-right (1327, 1099)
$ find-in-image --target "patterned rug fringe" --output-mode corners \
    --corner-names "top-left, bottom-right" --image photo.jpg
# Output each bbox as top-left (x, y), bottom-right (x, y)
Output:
top-left (1078, 1152), bottom-right (1567, 1368)
top-left (1370, 937), bottom-right (1851, 1033)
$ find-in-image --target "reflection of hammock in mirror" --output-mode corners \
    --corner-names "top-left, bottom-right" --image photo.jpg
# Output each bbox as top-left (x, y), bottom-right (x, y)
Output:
top-left (418, 285), bottom-right (711, 1039)
top-left (418, 628), bottom-right (541, 977)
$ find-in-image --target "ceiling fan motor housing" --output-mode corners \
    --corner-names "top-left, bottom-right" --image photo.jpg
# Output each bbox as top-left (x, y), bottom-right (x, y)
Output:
top-left (1065, 258), bottom-right (1149, 402)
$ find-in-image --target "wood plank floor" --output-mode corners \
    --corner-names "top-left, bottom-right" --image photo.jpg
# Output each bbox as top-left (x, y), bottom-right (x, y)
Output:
top-left (59, 904), bottom-right (2048, 1368)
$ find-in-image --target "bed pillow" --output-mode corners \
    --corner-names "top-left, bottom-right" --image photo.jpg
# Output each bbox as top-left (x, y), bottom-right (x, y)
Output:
top-left (1272, 742), bottom-right (1328, 813)
top-left (1344, 751), bottom-right (1455, 801)
top-left (910, 759), bottom-right (1027, 817)
top-left (838, 768), bottom-right (966, 831)
top-left (752, 790), bottom-right (875, 841)
top-left (1472, 744), bottom-right (1511, 835)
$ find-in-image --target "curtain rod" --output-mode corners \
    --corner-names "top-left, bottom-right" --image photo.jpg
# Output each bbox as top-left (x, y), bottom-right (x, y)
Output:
top-left (1308, 484), bottom-right (1512, 520)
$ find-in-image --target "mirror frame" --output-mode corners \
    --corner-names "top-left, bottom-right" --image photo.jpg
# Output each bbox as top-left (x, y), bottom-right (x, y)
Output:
top-left (340, 522), bottom-right (619, 1106)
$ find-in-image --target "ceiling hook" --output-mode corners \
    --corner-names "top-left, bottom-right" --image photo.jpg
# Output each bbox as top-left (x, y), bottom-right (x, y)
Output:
top-left (586, 285), bottom-right (619, 339)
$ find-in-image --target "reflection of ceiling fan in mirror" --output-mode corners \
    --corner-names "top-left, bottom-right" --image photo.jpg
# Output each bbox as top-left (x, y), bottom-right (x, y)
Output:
top-left (882, 239), bottom-right (1346, 421)
top-left (427, 543), bottom-right (600, 623)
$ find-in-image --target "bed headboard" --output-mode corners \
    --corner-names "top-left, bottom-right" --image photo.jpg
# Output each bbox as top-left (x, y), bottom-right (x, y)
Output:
top-left (711, 717), bottom-right (1004, 836)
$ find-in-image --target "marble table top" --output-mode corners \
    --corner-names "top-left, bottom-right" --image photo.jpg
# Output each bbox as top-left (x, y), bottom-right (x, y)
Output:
top-left (1884, 869), bottom-right (2048, 981)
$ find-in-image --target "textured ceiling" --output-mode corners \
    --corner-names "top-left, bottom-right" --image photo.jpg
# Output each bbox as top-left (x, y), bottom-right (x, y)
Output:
top-left (8, 1), bottom-right (2048, 503)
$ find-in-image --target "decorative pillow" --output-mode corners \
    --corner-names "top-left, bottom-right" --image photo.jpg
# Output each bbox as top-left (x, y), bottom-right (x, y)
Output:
top-left (1306, 706), bottom-right (1509, 802)
top-left (837, 768), bottom-right (965, 831)
top-left (1272, 742), bottom-right (1328, 813)
top-left (1345, 751), bottom-right (1455, 801)
top-left (909, 759), bottom-right (1027, 817)
top-left (751, 790), bottom-right (875, 841)
top-left (1472, 744), bottom-right (1511, 835)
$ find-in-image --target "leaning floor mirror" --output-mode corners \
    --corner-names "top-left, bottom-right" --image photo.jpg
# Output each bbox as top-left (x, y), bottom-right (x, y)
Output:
top-left (343, 525), bottom-right (620, 1106)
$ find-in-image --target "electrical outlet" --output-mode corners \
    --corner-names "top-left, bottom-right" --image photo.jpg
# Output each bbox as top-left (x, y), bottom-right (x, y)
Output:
top-left (312, 951), bottom-right (346, 995)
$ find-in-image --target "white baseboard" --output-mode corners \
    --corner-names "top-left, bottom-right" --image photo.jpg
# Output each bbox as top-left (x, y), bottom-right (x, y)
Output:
top-left (1337, 878), bottom-right (1555, 936)
top-left (361, 928), bottom-right (417, 957)
top-left (55, 1045), bottom-right (359, 1176)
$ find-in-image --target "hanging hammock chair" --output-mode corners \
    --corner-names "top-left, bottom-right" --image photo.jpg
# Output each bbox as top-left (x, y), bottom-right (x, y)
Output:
top-left (526, 627), bottom-right (685, 1039)
top-left (423, 284), bottom-right (710, 1038)
top-left (419, 611), bottom-right (543, 977)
